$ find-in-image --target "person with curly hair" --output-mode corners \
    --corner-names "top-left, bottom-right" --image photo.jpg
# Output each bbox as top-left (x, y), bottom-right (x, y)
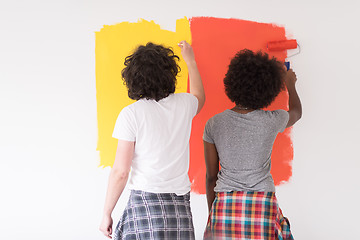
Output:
top-left (203, 49), bottom-right (301, 239)
top-left (99, 41), bottom-right (205, 240)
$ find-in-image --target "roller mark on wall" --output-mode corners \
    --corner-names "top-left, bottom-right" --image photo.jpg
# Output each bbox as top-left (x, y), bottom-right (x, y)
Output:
top-left (95, 18), bottom-right (191, 167)
top-left (188, 17), bottom-right (293, 193)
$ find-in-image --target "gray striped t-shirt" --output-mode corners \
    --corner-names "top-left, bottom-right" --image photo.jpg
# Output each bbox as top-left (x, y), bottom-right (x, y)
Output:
top-left (203, 109), bottom-right (289, 192)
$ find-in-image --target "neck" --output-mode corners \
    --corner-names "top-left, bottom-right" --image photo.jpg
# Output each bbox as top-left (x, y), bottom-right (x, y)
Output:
top-left (234, 105), bottom-right (249, 110)
top-left (231, 105), bottom-right (254, 114)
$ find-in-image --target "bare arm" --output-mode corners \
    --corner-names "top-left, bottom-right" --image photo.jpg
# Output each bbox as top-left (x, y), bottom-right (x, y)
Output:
top-left (204, 141), bottom-right (219, 213)
top-left (179, 41), bottom-right (205, 114)
top-left (99, 140), bottom-right (134, 239)
top-left (285, 69), bottom-right (302, 128)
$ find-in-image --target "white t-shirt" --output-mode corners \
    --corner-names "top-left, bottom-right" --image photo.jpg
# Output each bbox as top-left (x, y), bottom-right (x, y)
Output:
top-left (112, 93), bottom-right (198, 195)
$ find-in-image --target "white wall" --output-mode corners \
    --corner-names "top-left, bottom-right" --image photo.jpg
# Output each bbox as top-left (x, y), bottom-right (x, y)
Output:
top-left (1, 0), bottom-right (359, 239)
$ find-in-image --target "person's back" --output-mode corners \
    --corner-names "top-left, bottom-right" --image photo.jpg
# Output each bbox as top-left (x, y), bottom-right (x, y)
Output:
top-left (203, 49), bottom-right (301, 240)
top-left (204, 109), bottom-right (288, 192)
top-left (114, 93), bottom-right (197, 194)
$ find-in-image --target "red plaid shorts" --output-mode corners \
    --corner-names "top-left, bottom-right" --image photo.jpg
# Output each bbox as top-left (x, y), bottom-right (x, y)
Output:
top-left (204, 191), bottom-right (293, 240)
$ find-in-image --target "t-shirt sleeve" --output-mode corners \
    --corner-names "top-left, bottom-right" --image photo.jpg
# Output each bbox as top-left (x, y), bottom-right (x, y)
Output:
top-left (274, 109), bottom-right (290, 133)
top-left (203, 119), bottom-right (214, 144)
top-left (112, 106), bottom-right (136, 141)
top-left (183, 93), bottom-right (198, 118)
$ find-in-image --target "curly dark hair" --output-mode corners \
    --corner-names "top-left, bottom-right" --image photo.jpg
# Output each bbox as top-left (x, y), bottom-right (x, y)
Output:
top-left (121, 42), bottom-right (180, 101)
top-left (224, 49), bottom-right (285, 109)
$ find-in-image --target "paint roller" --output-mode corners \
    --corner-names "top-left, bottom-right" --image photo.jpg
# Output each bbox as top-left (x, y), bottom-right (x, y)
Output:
top-left (267, 39), bottom-right (300, 70)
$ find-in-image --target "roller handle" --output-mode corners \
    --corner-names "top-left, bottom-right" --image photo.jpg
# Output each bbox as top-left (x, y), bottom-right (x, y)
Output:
top-left (285, 62), bottom-right (290, 71)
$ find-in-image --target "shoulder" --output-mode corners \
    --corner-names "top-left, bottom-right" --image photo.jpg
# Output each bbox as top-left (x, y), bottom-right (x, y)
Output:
top-left (120, 102), bottom-right (137, 114)
top-left (123, 99), bottom-right (154, 112)
top-left (260, 109), bottom-right (288, 119)
top-left (203, 111), bottom-right (229, 143)
top-left (260, 109), bottom-right (289, 131)
top-left (115, 105), bottom-right (136, 123)
top-left (205, 110), bottom-right (228, 126)
top-left (118, 101), bottom-right (147, 121)
top-left (173, 93), bottom-right (198, 103)
top-left (173, 93), bottom-right (198, 116)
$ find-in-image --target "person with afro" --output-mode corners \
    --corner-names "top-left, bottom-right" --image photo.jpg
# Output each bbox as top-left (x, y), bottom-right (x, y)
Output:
top-left (203, 49), bottom-right (301, 239)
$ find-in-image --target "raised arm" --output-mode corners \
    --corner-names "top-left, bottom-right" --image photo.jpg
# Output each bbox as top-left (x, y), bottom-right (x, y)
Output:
top-left (179, 40), bottom-right (205, 114)
top-left (99, 140), bottom-right (134, 239)
top-left (204, 141), bottom-right (220, 213)
top-left (285, 69), bottom-right (302, 128)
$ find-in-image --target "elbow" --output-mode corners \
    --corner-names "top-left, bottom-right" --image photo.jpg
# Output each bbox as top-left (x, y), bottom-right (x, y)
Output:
top-left (287, 108), bottom-right (302, 128)
top-left (199, 95), bottom-right (206, 111)
top-left (206, 174), bottom-right (218, 183)
top-left (197, 92), bottom-right (206, 106)
top-left (296, 110), bottom-right (302, 123)
top-left (111, 168), bottom-right (130, 181)
top-left (199, 93), bottom-right (206, 109)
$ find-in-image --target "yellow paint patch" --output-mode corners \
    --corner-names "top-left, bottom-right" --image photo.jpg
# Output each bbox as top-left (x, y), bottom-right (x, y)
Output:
top-left (95, 18), bottom-right (191, 167)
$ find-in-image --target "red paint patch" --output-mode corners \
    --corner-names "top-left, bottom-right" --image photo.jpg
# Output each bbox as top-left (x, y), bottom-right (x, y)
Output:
top-left (188, 17), bottom-right (293, 194)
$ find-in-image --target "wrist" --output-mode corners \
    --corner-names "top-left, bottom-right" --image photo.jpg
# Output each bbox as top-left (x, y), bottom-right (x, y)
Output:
top-left (186, 60), bottom-right (197, 68)
top-left (103, 211), bottom-right (112, 218)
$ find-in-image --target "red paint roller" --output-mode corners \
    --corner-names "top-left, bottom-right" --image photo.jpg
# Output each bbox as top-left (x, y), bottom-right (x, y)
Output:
top-left (267, 39), bottom-right (300, 70)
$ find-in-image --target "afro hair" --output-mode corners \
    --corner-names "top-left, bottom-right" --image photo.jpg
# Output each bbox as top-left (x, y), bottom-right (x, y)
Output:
top-left (223, 49), bottom-right (286, 109)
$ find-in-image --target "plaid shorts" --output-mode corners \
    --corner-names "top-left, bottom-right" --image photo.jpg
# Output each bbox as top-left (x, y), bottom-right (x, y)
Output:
top-left (204, 191), bottom-right (293, 240)
top-left (114, 190), bottom-right (195, 240)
